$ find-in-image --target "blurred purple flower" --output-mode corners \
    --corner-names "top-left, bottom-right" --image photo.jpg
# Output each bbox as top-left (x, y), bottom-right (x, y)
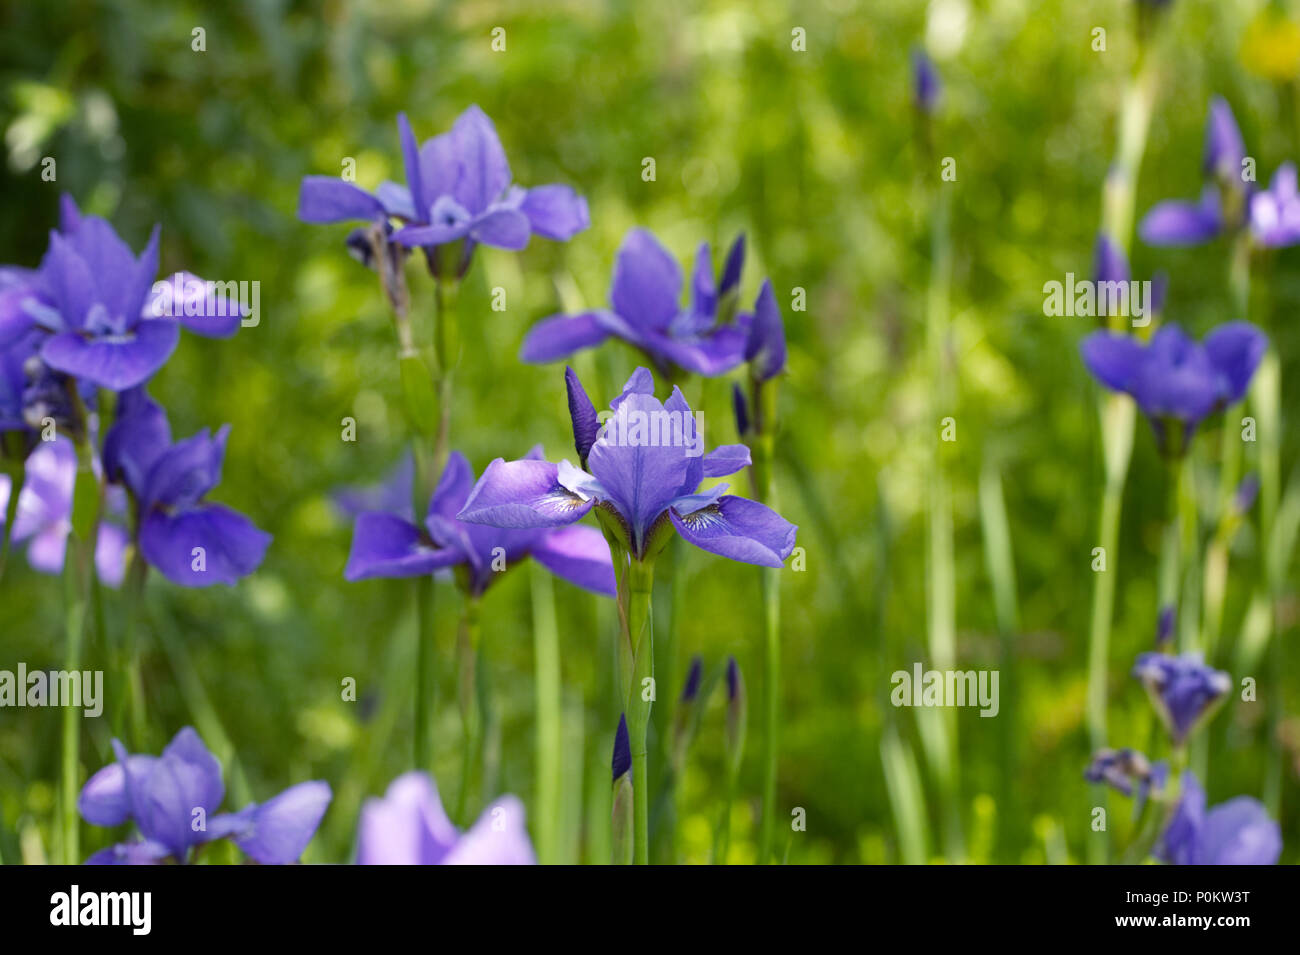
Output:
top-left (79, 727), bottom-right (331, 865)
top-left (1133, 651), bottom-right (1232, 744)
top-left (457, 367), bottom-right (797, 567)
top-left (0, 438), bottom-right (127, 585)
top-left (299, 106), bottom-right (588, 267)
top-left (1080, 322), bottom-right (1267, 455)
top-left (344, 448), bottom-right (616, 597)
top-left (356, 771), bottom-right (535, 865)
top-left (102, 389), bottom-right (271, 586)
top-left (333, 452), bottom-right (415, 522)
top-left (1138, 98), bottom-right (1249, 247)
top-left (519, 229), bottom-right (757, 378)
top-left (911, 47), bottom-right (941, 113)
top-left (13, 196), bottom-right (243, 391)
top-left (1156, 772), bottom-right (1281, 865)
top-left (1249, 163), bottom-right (1300, 247)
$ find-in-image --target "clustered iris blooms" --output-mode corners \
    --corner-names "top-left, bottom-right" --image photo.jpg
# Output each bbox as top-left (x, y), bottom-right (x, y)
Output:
top-left (344, 448), bottom-right (616, 597)
top-left (79, 727), bottom-right (331, 865)
top-left (519, 228), bottom-right (757, 379)
top-left (1080, 321), bottom-right (1267, 455)
top-left (356, 771), bottom-right (535, 864)
top-left (457, 366), bottom-right (797, 568)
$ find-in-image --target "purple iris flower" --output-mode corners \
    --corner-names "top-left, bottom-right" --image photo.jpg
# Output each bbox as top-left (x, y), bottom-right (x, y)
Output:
top-left (1155, 605), bottom-right (1176, 647)
top-left (519, 229), bottom-right (756, 378)
top-left (0, 438), bottom-right (127, 585)
top-left (1138, 98), bottom-right (1248, 246)
top-left (1132, 651), bottom-right (1232, 744)
top-left (356, 771), bottom-right (535, 865)
top-left (1156, 772), bottom-right (1281, 865)
top-left (79, 727), bottom-right (331, 865)
top-left (911, 47), bottom-right (941, 113)
top-left (344, 448), bottom-right (616, 598)
top-left (1249, 162), bottom-right (1300, 247)
top-left (298, 106), bottom-right (589, 266)
top-left (102, 389), bottom-right (271, 586)
top-left (1092, 234), bottom-right (1167, 318)
top-left (1080, 322), bottom-right (1267, 455)
top-left (457, 367), bottom-right (797, 567)
top-left (11, 196), bottom-right (243, 391)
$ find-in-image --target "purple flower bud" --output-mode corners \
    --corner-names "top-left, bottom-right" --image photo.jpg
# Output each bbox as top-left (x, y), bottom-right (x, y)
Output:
top-left (732, 382), bottom-right (750, 437)
top-left (565, 366), bottom-right (600, 464)
top-left (1204, 96), bottom-right (1246, 184)
top-left (1084, 747), bottom-right (1152, 797)
top-left (911, 47), bottom-right (941, 114)
top-left (745, 279), bottom-right (787, 382)
top-left (1234, 473), bottom-right (1260, 515)
top-left (1133, 652), bottom-right (1232, 744)
top-left (1156, 605), bottom-right (1176, 647)
top-left (719, 233), bottom-right (745, 299)
top-left (680, 655), bottom-right (703, 703)
top-left (725, 656), bottom-right (746, 775)
top-left (612, 713), bottom-right (632, 782)
top-left (1092, 234), bottom-right (1130, 287)
top-left (726, 656), bottom-right (741, 702)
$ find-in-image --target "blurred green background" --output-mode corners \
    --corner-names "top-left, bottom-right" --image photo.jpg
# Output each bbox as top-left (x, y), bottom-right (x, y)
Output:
top-left (1, 0), bottom-right (1298, 864)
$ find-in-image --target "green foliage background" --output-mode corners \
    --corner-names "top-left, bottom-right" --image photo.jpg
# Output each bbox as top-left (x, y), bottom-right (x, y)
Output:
top-left (1, 0), bottom-right (1297, 864)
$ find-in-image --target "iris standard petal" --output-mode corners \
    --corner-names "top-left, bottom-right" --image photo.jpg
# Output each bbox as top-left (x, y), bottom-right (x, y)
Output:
top-left (670, 494), bottom-right (797, 567)
top-left (139, 503), bottom-right (271, 586)
top-left (231, 780), bottom-right (332, 865)
top-left (427, 450), bottom-right (475, 523)
top-left (1204, 321), bottom-right (1267, 405)
top-left (78, 755), bottom-right (157, 827)
top-left (396, 112), bottom-right (426, 219)
top-left (297, 177), bottom-right (386, 224)
top-left (39, 318), bottom-right (180, 391)
top-left (519, 184), bottom-right (590, 240)
top-left (586, 391), bottom-right (693, 546)
top-left (450, 105), bottom-right (513, 214)
top-left (102, 388), bottom-right (172, 496)
top-left (458, 458), bottom-right (594, 529)
top-left (344, 511), bottom-right (459, 581)
top-left (141, 425), bottom-right (228, 510)
top-left (519, 311), bottom-right (614, 363)
top-left (610, 228), bottom-right (682, 333)
top-left (531, 524), bottom-right (617, 596)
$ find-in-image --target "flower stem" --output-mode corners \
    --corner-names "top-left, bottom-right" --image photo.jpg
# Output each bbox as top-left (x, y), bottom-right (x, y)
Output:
top-left (118, 548), bottom-right (149, 748)
top-left (413, 575), bottom-right (436, 773)
top-left (454, 596), bottom-right (482, 824)
top-left (620, 558), bottom-right (656, 865)
top-left (0, 459), bottom-right (24, 583)
top-left (530, 562), bottom-right (561, 864)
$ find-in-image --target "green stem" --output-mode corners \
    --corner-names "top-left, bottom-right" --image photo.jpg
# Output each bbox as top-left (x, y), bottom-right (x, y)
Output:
top-left (621, 559), bottom-right (655, 865)
top-left (413, 575), bottom-right (436, 773)
top-left (60, 547), bottom-right (88, 865)
top-left (116, 548), bottom-right (149, 747)
top-left (530, 561), bottom-right (561, 864)
top-left (454, 596), bottom-right (482, 824)
top-left (0, 461), bottom-right (24, 582)
top-left (750, 387), bottom-right (782, 864)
